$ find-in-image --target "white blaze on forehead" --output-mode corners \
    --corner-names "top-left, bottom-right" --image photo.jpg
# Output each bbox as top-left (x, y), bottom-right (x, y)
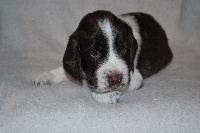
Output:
top-left (98, 19), bottom-right (114, 54)
top-left (96, 19), bottom-right (129, 92)
top-left (98, 18), bottom-right (116, 66)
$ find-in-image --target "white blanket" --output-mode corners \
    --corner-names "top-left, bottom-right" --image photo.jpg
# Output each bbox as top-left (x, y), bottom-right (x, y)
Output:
top-left (0, 0), bottom-right (200, 132)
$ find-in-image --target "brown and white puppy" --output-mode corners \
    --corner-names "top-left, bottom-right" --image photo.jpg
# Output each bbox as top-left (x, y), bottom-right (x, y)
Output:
top-left (33, 10), bottom-right (173, 104)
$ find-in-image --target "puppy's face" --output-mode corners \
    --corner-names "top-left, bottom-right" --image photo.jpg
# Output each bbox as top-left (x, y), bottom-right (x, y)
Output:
top-left (63, 11), bottom-right (137, 93)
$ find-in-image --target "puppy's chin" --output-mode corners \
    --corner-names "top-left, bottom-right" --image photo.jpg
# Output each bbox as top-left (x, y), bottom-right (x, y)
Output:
top-left (83, 77), bottom-right (129, 94)
top-left (92, 85), bottom-right (129, 94)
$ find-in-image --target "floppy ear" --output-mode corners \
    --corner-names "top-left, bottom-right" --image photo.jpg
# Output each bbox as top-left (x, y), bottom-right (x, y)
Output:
top-left (63, 37), bottom-right (83, 84)
top-left (129, 36), bottom-right (138, 72)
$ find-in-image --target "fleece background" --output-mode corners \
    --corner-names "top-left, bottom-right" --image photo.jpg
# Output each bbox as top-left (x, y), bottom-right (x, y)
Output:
top-left (0, 0), bottom-right (200, 132)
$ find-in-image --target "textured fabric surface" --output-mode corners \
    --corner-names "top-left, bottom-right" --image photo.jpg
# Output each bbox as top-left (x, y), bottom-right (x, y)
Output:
top-left (0, 0), bottom-right (200, 132)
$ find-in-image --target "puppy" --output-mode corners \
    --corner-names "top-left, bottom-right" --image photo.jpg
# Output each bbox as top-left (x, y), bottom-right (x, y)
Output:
top-left (33, 10), bottom-right (173, 104)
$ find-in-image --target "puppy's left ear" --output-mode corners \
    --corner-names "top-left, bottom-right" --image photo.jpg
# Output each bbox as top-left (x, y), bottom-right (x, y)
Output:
top-left (63, 37), bottom-right (83, 84)
top-left (130, 37), bottom-right (138, 71)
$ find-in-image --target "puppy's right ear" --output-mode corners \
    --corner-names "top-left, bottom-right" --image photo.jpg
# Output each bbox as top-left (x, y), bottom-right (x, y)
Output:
top-left (63, 37), bottom-right (83, 84)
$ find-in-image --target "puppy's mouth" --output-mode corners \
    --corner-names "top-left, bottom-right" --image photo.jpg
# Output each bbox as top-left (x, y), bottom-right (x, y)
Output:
top-left (86, 72), bottom-right (130, 94)
top-left (90, 83), bottom-right (128, 94)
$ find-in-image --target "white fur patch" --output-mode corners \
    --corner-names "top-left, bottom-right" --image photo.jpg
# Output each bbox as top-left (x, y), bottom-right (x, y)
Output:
top-left (127, 68), bottom-right (143, 91)
top-left (96, 19), bottom-right (129, 93)
top-left (98, 19), bottom-right (114, 45)
top-left (32, 67), bottom-right (67, 85)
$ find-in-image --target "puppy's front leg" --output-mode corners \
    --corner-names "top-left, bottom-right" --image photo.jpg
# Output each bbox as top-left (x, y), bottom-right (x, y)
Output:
top-left (92, 91), bottom-right (123, 104)
top-left (32, 67), bottom-right (67, 85)
top-left (127, 68), bottom-right (143, 91)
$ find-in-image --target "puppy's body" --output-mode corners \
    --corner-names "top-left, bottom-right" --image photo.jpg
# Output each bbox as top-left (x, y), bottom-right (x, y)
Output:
top-left (33, 11), bottom-right (172, 104)
top-left (120, 13), bottom-right (172, 78)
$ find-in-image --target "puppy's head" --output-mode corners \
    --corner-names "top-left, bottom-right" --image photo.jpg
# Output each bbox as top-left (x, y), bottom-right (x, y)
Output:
top-left (63, 10), bottom-right (137, 93)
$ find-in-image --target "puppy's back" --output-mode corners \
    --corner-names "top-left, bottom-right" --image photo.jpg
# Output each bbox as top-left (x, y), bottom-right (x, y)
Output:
top-left (121, 13), bottom-right (173, 78)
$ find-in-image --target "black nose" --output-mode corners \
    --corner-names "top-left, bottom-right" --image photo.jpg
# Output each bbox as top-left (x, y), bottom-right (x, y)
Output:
top-left (107, 73), bottom-right (123, 88)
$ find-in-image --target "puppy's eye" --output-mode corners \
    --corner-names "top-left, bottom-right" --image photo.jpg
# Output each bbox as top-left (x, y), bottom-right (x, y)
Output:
top-left (90, 50), bottom-right (101, 58)
top-left (119, 45), bottom-right (127, 56)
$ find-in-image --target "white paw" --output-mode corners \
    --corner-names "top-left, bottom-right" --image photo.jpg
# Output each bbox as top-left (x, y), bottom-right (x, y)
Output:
top-left (92, 91), bottom-right (123, 104)
top-left (32, 72), bottom-right (54, 85)
top-left (127, 69), bottom-right (143, 91)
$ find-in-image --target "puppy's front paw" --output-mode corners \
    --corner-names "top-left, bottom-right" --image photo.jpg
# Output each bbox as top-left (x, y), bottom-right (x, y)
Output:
top-left (127, 69), bottom-right (143, 91)
top-left (92, 91), bottom-right (123, 104)
top-left (32, 72), bottom-right (54, 85)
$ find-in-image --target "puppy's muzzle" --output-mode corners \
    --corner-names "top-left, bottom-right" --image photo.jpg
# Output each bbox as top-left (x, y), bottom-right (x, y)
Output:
top-left (107, 73), bottom-right (123, 88)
